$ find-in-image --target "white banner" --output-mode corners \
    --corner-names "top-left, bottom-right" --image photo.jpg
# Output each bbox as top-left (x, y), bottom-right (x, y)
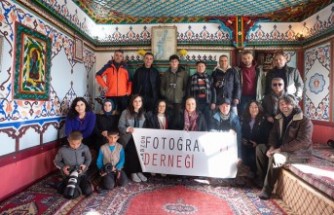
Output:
top-left (132, 128), bottom-right (238, 178)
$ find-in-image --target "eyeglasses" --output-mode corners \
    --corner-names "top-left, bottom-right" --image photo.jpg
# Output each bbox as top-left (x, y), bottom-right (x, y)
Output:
top-left (272, 83), bottom-right (283, 87)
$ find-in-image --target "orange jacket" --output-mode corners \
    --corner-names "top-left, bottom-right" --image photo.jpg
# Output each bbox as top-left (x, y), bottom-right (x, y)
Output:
top-left (96, 61), bottom-right (132, 97)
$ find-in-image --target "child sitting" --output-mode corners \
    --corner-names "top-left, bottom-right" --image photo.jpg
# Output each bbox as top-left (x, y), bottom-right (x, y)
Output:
top-left (96, 130), bottom-right (128, 190)
top-left (54, 131), bottom-right (93, 199)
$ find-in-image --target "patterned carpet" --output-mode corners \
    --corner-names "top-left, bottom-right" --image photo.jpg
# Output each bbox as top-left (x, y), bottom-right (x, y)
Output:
top-left (0, 173), bottom-right (294, 215)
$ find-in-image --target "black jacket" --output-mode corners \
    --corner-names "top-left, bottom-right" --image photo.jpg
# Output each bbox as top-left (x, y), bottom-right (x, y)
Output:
top-left (133, 65), bottom-right (160, 101)
top-left (212, 67), bottom-right (241, 104)
top-left (241, 116), bottom-right (270, 146)
top-left (94, 114), bottom-right (119, 146)
top-left (170, 110), bottom-right (207, 131)
top-left (144, 111), bottom-right (172, 129)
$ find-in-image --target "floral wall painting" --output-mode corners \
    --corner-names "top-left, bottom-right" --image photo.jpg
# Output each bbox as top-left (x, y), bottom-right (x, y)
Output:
top-left (14, 22), bottom-right (51, 100)
top-left (304, 42), bottom-right (331, 122)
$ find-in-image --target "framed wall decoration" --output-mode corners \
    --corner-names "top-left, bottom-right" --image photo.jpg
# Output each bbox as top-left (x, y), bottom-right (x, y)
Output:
top-left (73, 35), bottom-right (84, 62)
top-left (151, 26), bottom-right (177, 60)
top-left (14, 22), bottom-right (51, 100)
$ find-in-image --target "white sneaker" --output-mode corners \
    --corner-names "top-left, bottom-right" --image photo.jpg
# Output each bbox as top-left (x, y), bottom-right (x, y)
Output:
top-left (131, 173), bottom-right (141, 183)
top-left (137, 172), bottom-right (147, 182)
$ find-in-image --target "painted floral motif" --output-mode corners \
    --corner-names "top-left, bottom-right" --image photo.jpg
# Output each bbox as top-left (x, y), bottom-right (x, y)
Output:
top-left (309, 73), bottom-right (326, 94)
top-left (304, 43), bottom-right (331, 122)
top-left (0, 0), bottom-right (96, 124)
top-left (247, 6), bottom-right (334, 42)
top-left (304, 96), bottom-right (330, 121)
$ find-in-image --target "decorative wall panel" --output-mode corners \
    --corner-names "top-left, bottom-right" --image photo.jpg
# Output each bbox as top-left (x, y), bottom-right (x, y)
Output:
top-left (0, 0), bottom-right (96, 156)
top-left (304, 42), bottom-right (331, 122)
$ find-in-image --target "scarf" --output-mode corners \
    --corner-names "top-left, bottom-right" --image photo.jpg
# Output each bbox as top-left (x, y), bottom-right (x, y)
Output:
top-left (190, 73), bottom-right (212, 103)
top-left (103, 99), bottom-right (115, 116)
top-left (184, 111), bottom-right (198, 131)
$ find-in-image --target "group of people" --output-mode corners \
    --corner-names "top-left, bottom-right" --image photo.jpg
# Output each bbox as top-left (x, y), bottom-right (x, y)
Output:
top-left (54, 49), bottom-right (312, 201)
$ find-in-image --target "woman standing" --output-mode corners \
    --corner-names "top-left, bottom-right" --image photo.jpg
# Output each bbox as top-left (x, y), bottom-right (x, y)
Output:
top-left (118, 94), bottom-right (147, 182)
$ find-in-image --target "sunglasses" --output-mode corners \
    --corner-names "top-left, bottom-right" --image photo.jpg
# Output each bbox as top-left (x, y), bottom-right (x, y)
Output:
top-left (272, 83), bottom-right (283, 87)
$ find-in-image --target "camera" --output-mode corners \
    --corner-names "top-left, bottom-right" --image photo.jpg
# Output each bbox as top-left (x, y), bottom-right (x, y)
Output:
top-left (63, 166), bottom-right (80, 199)
top-left (104, 163), bottom-right (115, 174)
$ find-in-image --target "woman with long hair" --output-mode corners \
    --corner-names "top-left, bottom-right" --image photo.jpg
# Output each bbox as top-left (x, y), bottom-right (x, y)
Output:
top-left (144, 99), bottom-right (170, 129)
top-left (241, 100), bottom-right (270, 176)
top-left (118, 94), bottom-right (147, 182)
top-left (65, 97), bottom-right (96, 146)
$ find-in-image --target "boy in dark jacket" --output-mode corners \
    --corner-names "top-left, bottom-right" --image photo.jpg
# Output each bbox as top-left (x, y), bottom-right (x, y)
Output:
top-left (54, 131), bottom-right (93, 199)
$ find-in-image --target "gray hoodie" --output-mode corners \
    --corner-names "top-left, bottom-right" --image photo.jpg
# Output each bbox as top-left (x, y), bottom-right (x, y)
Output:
top-left (54, 144), bottom-right (92, 174)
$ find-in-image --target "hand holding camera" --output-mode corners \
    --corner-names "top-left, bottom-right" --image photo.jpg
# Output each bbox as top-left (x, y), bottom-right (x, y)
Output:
top-left (63, 166), bottom-right (80, 199)
top-left (63, 165), bottom-right (70, 176)
top-left (79, 164), bottom-right (86, 174)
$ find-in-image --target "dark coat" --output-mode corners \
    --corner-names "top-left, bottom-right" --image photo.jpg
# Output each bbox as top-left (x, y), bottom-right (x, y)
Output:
top-left (269, 109), bottom-right (313, 154)
top-left (144, 111), bottom-right (172, 129)
top-left (94, 114), bottom-right (119, 146)
top-left (211, 67), bottom-right (241, 104)
top-left (265, 65), bottom-right (304, 101)
top-left (241, 115), bottom-right (270, 145)
top-left (133, 65), bottom-right (160, 101)
top-left (262, 92), bottom-right (287, 118)
top-left (170, 110), bottom-right (207, 131)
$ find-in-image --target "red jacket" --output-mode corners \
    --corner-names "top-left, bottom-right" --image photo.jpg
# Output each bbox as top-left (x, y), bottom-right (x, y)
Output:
top-left (96, 61), bottom-right (132, 97)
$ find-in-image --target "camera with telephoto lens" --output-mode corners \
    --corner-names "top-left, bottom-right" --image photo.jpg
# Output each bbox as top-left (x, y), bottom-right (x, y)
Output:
top-left (63, 166), bottom-right (80, 199)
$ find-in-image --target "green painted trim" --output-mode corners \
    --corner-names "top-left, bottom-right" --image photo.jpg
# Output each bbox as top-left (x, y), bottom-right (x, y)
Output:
top-left (246, 41), bottom-right (301, 47)
top-left (303, 27), bottom-right (334, 46)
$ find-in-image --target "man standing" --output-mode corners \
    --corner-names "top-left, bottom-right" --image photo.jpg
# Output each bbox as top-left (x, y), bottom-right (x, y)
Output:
top-left (256, 95), bottom-right (313, 200)
top-left (160, 54), bottom-right (188, 115)
top-left (262, 77), bottom-right (287, 124)
top-left (212, 55), bottom-right (241, 115)
top-left (186, 60), bottom-right (215, 123)
top-left (265, 52), bottom-right (304, 101)
top-left (96, 50), bottom-right (132, 113)
top-left (238, 51), bottom-right (265, 115)
top-left (132, 52), bottom-right (160, 112)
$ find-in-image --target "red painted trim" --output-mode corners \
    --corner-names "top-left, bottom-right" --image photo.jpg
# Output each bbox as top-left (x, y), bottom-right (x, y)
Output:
top-left (330, 39), bottom-right (334, 122)
top-left (230, 50), bottom-right (237, 66)
top-left (0, 139), bottom-right (63, 168)
top-left (311, 120), bottom-right (334, 126)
